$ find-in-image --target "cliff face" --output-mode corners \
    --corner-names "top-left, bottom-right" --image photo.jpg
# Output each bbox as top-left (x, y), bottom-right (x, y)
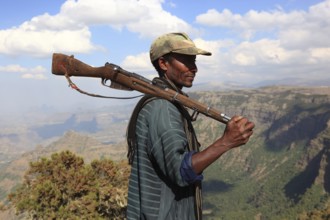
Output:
top-left (191, 86), bottom-right (330, 219)
top-left (1, 86), bottom-right (329, 219)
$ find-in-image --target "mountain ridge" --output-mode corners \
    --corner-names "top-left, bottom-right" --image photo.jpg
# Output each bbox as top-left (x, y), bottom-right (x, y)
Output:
top-left (1, 85), bottom-right (330, 219)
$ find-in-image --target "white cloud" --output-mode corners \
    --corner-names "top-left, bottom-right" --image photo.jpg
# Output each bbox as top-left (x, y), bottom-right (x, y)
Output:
top-left (192, 0), bottom-right (330, 84)
top-left (196, 9), bottom-right (241, 27)
top-left (106, 0), bottom-right (330, 85)
top-left (0, 0), bottom-right (194, 57)
top-left (121, 52), bottom-right (158, 79)
top-left (59, 0), bottom-right (195, 38)
top-left (0, 8), bottom-right (97, 57)
top-left (61, 0), bottom-right (196, 37)
top-left (20, 13), bottom-right (85, 31)
top-left (60, 0), bottom-right (147, 27)
top-left (0, 64), bottom-right (27, 73)
top-left (121, 52), bottom-right (150, 71)
top-left (21, 73), bottom-right (47, 80)
top-left (0, 27), bottom-right (96, 57)
top-left (230, 40), bottom-right (296, 65)
top-left (125, 0), bottom-right (194, 38)
top-left (1, 0), bottom-right (329, 85)
top-left (308, 47), bottom-right (330, 64)
top-left (186, 36), bottom-right (329, 84)
top-left (195, 0), bottom-right (330, 44)
top-left (0, 64), bottom-right (47, 80)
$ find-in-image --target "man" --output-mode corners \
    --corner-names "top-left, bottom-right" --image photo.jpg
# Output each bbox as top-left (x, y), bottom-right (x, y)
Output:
top-left (126, 32), bottom-right (255, 220)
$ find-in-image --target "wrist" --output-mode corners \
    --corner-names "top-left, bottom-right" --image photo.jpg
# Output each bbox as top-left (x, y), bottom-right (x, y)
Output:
top-left (214, 137), bottom-right (233, 152)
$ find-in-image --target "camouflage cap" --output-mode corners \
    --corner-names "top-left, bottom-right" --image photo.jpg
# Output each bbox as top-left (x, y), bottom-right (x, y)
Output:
top-left (149, 32), bottom-right (212, 62)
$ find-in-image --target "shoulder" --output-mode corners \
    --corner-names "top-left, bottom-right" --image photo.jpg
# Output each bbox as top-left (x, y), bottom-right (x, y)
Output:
top-left (145, 99), bottom-right (179, 113)
top-left (139, 98), bottom-right (181, 122)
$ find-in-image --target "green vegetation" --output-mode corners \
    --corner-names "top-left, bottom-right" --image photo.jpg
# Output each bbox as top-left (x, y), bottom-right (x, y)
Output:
top-left (8, 151), bottom-right (130, 219)
top-left (201, 140), bottom-right (329, 219)
top-left (1, 86), bottom-right (330, 219)
top-left (192, 87), bottom-right (330, 219)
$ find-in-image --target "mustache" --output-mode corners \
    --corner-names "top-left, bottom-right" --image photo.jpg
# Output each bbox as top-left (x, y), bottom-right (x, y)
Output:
top-left (183, 73), bottom-right (196, 78)
top-left (181, 69), bottom-right (197, 76)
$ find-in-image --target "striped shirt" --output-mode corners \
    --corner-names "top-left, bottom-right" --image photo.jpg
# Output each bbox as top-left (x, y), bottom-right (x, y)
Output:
top-left (127, 99), bottom-right (197, 220)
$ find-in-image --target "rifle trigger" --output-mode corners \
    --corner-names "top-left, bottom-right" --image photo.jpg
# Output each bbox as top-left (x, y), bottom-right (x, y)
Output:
top-left (101, 78), bottom-right (111, 87)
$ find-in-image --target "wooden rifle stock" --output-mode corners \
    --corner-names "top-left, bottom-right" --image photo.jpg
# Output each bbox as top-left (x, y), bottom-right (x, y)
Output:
top-left (51, 53), bottom-right (230, 124)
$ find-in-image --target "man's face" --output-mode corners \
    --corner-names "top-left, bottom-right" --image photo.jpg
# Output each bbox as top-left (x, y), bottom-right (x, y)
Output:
top-left (164, 53), bottom-right (197, 89)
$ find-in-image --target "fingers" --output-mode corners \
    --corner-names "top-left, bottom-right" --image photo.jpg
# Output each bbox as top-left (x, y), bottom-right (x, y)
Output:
top-left (232, 115), bottom-right (244, 123)
top-left (230, 116), bottom-right (254, 129)
top-left (222, 116), bottom-right (254, 149)
top-left (229, 115), bottom-right (255, 140)
top-left (244, 121), bottom-right (255, 131)
top-left (243, 129), bottom-right (254, 140)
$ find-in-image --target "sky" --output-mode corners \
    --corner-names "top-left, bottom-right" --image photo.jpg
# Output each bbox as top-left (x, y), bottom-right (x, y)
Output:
top-left (0, 0), bottom-right (329, 115)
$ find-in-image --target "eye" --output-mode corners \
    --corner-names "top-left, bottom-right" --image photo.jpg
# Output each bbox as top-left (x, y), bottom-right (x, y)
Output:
top-left (183, 56), bottom-right (195, 63)
top-left (188, 57), bottom-right (196, 64)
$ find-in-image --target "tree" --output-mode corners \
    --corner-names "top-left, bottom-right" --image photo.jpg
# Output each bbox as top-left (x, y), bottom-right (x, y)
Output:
top-left (8, 150), bottom-right (130, 219)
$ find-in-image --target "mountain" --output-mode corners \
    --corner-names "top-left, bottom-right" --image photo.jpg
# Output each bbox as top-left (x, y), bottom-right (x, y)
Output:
top-left (0, 103), bottom-right (133, 165)
top-left (252, 77), bottom-right (330, 88)
top-left (0, 131), bottom-right (128, 203)
top-left (32, 114), bottom-right (99, 139)
top-left (190, 77), bottom-right (330, 91)
top-left (189, 86), bottom-right (330, 219)
top-left (1, 85), bottom-right (330, 219)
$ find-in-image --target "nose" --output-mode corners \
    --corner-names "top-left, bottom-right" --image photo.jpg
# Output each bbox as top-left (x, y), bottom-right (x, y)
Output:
top-left (189, 64), bottom-right (198, 74)
top-left (185, 59), bottom-right (197, 72)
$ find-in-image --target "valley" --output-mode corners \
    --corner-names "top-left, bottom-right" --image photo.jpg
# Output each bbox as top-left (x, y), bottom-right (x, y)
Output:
top-left (1, 85), bottom-right (329, 219)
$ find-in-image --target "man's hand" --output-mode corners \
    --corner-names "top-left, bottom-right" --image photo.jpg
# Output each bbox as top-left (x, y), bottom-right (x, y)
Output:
top-left (220, 115), bottom-right (255, 150)
top-left (191, 115), bottom-right (255, 174)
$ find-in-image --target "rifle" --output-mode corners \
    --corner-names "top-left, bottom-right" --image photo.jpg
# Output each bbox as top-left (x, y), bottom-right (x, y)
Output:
top-left (51, 53), bottom-right (231, 124)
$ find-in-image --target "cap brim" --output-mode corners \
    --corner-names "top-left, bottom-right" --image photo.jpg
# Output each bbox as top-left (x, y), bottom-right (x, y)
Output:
top-left (172, 47), bottom-right (212, 56)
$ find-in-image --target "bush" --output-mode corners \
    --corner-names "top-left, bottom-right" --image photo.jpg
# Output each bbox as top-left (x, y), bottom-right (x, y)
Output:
top-left (8, 150), bottom-right (130, 219)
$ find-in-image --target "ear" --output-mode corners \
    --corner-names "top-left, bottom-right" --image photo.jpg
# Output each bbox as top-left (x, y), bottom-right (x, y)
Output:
top-left (158, 57), bottom-right (168, 72)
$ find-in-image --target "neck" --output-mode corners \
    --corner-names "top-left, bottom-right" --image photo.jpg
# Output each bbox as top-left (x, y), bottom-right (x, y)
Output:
top-left (163, 75), bottom-right (183, 91)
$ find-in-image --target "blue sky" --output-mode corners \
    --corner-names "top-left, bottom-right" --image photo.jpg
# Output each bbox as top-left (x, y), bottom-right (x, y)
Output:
top-left (0, 0), bottom-right (329, 115)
